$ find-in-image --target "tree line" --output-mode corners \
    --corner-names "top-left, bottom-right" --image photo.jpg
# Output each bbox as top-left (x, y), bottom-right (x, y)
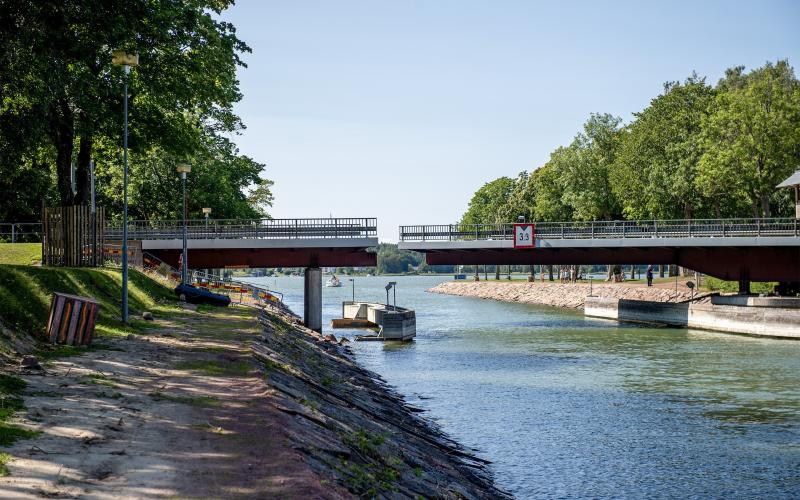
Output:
top-left (0, 0), bottom-right (273, 223)
top-left (461, 60), bottom-right (800, 228)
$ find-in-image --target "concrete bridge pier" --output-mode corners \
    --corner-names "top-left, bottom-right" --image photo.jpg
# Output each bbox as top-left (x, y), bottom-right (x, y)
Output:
top-left (304, 267), bottom-right (322, 332)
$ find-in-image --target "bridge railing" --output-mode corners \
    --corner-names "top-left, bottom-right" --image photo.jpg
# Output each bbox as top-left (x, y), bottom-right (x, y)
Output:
top-left (106, 217), bottom-right (378, 240)
top-left (399, 218), bottom-right (800, 241)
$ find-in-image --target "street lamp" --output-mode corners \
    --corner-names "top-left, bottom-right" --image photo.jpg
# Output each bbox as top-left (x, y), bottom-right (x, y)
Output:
top-left (348, 278), bottom-right (355, 302)
top-left (202, 207), bottom-right (211, 227)
top-left (112, 50), bottom-right (139, 323)
top-left (176, 163), bottom-right (191, 285)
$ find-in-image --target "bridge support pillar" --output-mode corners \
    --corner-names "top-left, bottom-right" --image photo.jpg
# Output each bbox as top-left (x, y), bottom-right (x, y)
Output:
top-left (304, 267), bottom-right (322, 332)
top-left (738, 278), bottom-right (751, 296)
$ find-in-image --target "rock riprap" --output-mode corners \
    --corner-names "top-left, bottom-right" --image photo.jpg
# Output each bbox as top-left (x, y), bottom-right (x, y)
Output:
top-left (429, 281), bottom-right (696, 309)
top-left (254, 306), bottom-right (509, 499)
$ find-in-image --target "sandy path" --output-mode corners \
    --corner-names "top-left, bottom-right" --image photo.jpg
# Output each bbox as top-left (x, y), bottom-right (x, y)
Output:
top-left (0, 304), bottom-right (347, 499)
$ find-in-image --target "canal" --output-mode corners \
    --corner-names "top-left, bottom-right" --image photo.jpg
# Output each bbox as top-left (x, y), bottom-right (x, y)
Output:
top-left (246, 275), bottom-right (800, 498)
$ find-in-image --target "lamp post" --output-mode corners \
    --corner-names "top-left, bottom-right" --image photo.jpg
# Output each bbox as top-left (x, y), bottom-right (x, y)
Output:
top-left (112, 50), bottom-right (139, 323)
top-left (202, 207), bottom-right (211, 228)
top-left (348, 278), bottom-right (354, 302)
top-left (176, 163), bottom-right (191, 285)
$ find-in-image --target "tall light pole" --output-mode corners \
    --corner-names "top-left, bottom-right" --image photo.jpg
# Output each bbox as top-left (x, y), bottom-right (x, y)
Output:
top-left (112, 50), bottom-right (139, 323)
top-left (177, 163), bottom-right (192, 285)
top-left (348, 278), bottom-right (354, 302)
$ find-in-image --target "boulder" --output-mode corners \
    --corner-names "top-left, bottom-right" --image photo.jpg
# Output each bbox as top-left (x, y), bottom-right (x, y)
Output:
top-left (142, 311), bottom-right (154, 321)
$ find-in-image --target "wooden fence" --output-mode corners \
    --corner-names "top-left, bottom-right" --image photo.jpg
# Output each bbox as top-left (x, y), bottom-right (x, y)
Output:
top-left (42, 206), bottom-right (105, 267)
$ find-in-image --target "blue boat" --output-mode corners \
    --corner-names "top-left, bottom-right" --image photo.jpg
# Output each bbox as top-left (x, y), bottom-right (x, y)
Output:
top-left (174, 284), bottom-right (231, 307)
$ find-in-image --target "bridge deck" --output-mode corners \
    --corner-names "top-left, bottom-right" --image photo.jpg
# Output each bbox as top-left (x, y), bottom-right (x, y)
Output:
top-left (399, 218), bottom-right (800, 243)
top-left (398, 218), bottom-right (800, 282)
top-left (105, 218), bottom-right (378, 269)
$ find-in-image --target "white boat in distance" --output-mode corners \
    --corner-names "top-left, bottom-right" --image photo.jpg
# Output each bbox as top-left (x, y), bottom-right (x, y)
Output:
top-left (326, 276), bottom-right (342, 287)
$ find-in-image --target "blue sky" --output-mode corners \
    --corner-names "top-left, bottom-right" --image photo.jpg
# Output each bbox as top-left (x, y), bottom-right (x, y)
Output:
top-left (221, 0), bottom-right (799, 241)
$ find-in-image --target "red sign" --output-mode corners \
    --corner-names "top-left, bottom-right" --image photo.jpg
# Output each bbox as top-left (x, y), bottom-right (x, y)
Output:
top-left (513, 223), bottom-right (535, 248)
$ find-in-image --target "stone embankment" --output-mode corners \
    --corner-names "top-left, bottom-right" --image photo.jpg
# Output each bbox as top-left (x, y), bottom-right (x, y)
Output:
top-left (430, 281), bottom-right (696, 309)
top-left (255, 306), bottom-right (509, 499)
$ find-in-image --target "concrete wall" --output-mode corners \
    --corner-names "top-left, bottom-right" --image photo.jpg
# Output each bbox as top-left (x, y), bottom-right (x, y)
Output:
top-left (585, 296), bottom-right (800, 339)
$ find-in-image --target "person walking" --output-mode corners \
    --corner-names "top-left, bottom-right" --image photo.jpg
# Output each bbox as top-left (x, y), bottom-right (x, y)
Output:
top-left (646, 265), bottom-right (654, 287)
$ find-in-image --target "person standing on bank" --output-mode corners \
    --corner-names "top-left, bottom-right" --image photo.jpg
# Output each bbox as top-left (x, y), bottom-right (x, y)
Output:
top-left (646, 265), bottom-right (654, 287)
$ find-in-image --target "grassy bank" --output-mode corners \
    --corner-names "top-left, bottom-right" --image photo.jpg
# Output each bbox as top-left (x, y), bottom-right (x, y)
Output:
top-left (0, 265), bottom-right (179, 349)
top-left (0, 244), bottom-right (41, 266)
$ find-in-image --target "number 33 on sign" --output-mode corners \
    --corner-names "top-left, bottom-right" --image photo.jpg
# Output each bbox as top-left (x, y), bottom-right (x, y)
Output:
top-left (513, 223), bottom-right (535, 248)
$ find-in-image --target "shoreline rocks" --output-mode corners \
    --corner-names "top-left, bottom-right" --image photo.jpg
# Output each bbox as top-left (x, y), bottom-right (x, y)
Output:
top-left (254, 305), bottom-right (509, 499)
top-left (430, 281), bottom-right (696, 309)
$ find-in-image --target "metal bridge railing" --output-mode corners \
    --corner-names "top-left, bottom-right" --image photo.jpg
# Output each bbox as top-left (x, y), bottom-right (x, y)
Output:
top-left (0, 223), bottom-right (43, 243)
top-left (105, 217), bottom-right (378, 240)
top-left (399, 218), bottom-right (800, 242)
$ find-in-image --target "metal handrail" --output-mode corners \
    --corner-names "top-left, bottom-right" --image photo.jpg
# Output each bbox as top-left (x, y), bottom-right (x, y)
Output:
top-left (399, 218), bottom-right (800, 242)
top-left (105, 217), bottom-right (378, 240)
top-left (0, 222), bottom-right (43, 243)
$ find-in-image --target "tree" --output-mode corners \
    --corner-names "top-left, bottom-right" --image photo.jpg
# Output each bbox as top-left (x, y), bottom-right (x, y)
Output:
top-left (542, 113), bottom-right (623, 280)
top-left (550, 113), bottom-right (623, 221)
top-left (460, 177), bottom-right (516, 225)
top-left (498, 171), bottom-right (535, 223)
top-left (377, 244), bottom-right (422, 274)
top-left (0, 0), bottom-right (263, 213)
top-left (697, 60), bottom-right (800, 217)
top-left (530, 163), bottom-right (572, 222)
top-left (611, 75), bottom-right (716, 219)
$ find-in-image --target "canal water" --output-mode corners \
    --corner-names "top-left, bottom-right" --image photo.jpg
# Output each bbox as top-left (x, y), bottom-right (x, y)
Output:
top-left (245, 275), bottom-right (800, 498)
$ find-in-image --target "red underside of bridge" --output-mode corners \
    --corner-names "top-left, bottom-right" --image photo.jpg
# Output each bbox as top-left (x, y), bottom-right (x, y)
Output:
top-left (423, 246), bottom-right (800, 282)
top-left (149, 247), bottom-right (376, 269)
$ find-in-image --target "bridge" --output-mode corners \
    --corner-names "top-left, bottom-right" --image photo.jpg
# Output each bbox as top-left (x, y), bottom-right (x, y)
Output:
top-left (106, 217), bottom-right (378, 269)
top-left (106, 217), bottom-right (378, 331)
top-left (398, 218), bottom-right (800, 290)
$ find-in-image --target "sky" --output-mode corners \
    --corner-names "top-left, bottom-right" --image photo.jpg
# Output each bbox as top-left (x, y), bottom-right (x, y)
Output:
top-left (220, 0), bottom-right (800, 241)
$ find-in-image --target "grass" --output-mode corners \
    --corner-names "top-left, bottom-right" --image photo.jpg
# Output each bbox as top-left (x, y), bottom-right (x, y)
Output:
top-left (84, 373), bottom-right (117, 388)
top-left (0, 243), bottom-right (41, 266)
top-left (174, 359), bottom-right (251, 377)
top-left (0, 453), bottom-right (11, 476)
top-left (149, 391), bottom-right (220, 407)
top-left (0, 374), bottom-right (40, 448)
top-left (0, 265), bottom-right (179, 347)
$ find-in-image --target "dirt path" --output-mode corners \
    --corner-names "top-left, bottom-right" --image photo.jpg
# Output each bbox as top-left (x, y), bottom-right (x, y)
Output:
top-left (0, 304), bottom-right (347, 499)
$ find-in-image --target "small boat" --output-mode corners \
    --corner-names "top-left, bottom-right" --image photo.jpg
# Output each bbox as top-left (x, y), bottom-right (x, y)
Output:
top-left (326, 276), bottom-right (342, 287)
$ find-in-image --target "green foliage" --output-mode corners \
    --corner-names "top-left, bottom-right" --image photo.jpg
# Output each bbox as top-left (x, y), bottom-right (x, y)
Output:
top-left (555, 113), bottom-right (623, 221)
top-left (611, 75), bottom-right (716, 219)
top-left (0, 0), bottom-right (273, 221)
top-left (460, 177), bottom-right (515, 225)
top-left (377, 243), bottom-right (423, 274)
top-left (704, 277), bottom-right (776, 294)
top-left (531, 163), bottom-right (573, 221)
top-left (697, 60), bottom-right (800, 217)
